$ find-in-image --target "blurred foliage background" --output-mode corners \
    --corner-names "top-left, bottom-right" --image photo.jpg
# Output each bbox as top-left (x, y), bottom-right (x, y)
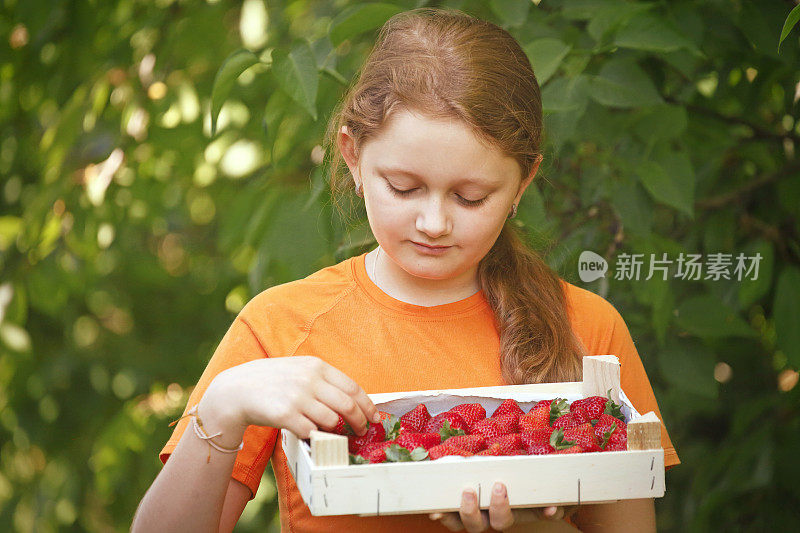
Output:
top-left (2, 0), bottom-right (800, 531)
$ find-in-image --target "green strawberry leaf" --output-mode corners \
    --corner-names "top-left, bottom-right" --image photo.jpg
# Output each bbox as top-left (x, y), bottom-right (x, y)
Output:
top-left (410, 447), bottom-right (429, 461)
top-left (439, 420), bottom-right (466, 441)
top-left (349, 453), bottom-right (368, 465)
top-left (603, 391), bottom-right (625, 422)
top-left (600, 422), bottom-right (617, 449)
top-left (549, 398), bottom-right (569, 425)
top-left (385, 444), bottom-right (413, 462)
top-left (382, 416), bottom-right (401, 441)
top-left (550, 428), bottom-right (576, 450)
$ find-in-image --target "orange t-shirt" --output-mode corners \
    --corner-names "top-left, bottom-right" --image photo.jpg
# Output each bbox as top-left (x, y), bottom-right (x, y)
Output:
top-left (159, 252), bottom-right (679, 532)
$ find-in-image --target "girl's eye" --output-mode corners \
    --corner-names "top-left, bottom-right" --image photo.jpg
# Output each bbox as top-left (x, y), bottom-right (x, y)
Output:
top-left (385, 182), bottom-right (488, 207)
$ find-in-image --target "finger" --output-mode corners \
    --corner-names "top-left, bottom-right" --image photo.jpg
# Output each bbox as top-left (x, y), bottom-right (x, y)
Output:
top-left (299, 399), bottom-right (340, 433)
top-left (488, 483), bottom-right (514, 531)
top-left (439, 512), bottom-right (466, 531)
top-left (285, 414), bottom-right (318, 440)
top-left (321, 366), bottom-right (380, 424)
top-left (314, 381), bottom-right (371, 436)
top-left (458, 490), bottom-right (488, 532)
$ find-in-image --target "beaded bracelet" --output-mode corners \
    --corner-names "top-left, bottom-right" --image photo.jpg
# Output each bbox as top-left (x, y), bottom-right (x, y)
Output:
top-left (169, 403), bottom-right (244, 463)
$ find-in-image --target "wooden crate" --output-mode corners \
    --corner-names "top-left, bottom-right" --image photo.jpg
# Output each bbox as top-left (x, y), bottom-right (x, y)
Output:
top-left (281, 355), bottom-right (664, 516)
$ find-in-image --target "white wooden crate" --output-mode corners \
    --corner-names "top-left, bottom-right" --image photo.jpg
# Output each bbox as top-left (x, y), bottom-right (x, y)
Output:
top-left (281, 355), bottom-right (665, 516)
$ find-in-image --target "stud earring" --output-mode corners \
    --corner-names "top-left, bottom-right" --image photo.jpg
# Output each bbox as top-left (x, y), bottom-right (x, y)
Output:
top-left (507, 203), bottom-right (517, 219)
top-left (355, 182), bottom-right (363, 198)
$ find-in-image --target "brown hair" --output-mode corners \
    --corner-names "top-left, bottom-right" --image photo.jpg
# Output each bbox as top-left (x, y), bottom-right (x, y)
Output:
top-left (322, 7), bottom-right (586, 384)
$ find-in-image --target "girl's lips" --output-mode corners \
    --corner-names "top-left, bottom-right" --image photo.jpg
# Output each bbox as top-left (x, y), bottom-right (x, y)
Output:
top-left (412, 242), bottom-right (451, 254)
top-left (412, 241), bottom-right (451, 248)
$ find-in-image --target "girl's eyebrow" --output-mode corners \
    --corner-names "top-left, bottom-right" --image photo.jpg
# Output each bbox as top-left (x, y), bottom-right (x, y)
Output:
top-left (377, 166), bottom-right (497, 186)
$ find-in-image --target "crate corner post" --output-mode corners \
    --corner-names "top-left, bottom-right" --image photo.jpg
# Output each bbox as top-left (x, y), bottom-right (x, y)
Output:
top-left (581, 355), bottom-right (621, 403)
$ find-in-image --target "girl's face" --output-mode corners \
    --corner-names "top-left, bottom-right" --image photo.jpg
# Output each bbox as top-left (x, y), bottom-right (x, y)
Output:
top-left (340, 108), bottom-right (539, 290)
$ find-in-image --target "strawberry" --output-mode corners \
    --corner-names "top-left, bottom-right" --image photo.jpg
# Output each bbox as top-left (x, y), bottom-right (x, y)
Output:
top-left (331, 415), bottom-right (354, 436)
top-left (519, 410), bottom-right (550, 433)
top-left (470, 417), bottom-right (503, 439)
top-left (525, 442), bottom-right (554, 455)
top-left (520, 429), bottom-right (552, 447)
top-left (563, 423), bottom-right (601, 452)
top-left (424, 412), bottom-right (469, 436)
top-left (494, 413), bottom-right (519, 434)
top-left (428, 443), bottom-right (473, 460)
top-left (475, 444), bottom-right (505, 456)
top-left (571, 396), bottom-right (607, 422)
top-left (554, 445), bottom-right (585, 454)
top-left (396, 432), bottom-right (441, 451)
top-left (485, 433), bottom-right (523, 454)
top-left (400, 404), bottom-right (431, 433)
top-left (348, 422), bottom-right (385, 454)
top-left (594, 413), bottom-right (624, 444)
top-left (527, 398), bottom-right (568, 427)
top-left (449, 403), bottom-right (486, 427)
top-left (355, 440), bottom-right (394, 463)
top-left (443, 434), bottom-right (486, 453)
top-left (570, 404), bottom-right (592, 425)
top-left (492, 399), bottom-right (524, 418)
top-left (552, 413), bottom-right (580, 430)
top-left (604, 432), bottom-right (627, 451)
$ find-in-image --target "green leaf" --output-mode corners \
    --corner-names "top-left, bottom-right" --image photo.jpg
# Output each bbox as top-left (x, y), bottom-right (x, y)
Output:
top-left (779, 4), bottom-right (800, 52)
top-left (410, 447), bottom-right (429, 461)
top-left (272, 42), bottom-right (319, 121)
top-left (636, 160), bottom-right (694, 217)
top-left (589, 58), bottom-right (662, 108)
top-left (774, 266), bottom-right (800, 368)
top-left (329, 3), bottom-right (404, 47)
top-left (675, 295), bottom-right (756, 339)
top-left (349, 453), bottom-right (369, 464)
top-left (385, 444), bottom-right (412, 462)
top-left (490, 0), bottom-right (531, 29)
top-left (657, 339), bottom-right (718, 398)
top-left (615, 12), bottom-right (698, 53)
top-left (439, 420), bottom-right (466, 441)
top-left (738, 241), bottom-right (774, 307)
top-left (524, 38), bottom-right (572, 85)
top-left (382, 415), bottom-right (401, 441)
top-left (211, 49), bottom-right (261, 136)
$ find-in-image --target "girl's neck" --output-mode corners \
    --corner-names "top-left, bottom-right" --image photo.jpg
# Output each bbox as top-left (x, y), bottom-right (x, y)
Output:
top-left (366, 247), bottom-right (481, 307)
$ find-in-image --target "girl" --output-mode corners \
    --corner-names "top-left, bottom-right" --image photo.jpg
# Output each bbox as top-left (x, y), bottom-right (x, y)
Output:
top-left (133, 8), bottom-right (678, 533)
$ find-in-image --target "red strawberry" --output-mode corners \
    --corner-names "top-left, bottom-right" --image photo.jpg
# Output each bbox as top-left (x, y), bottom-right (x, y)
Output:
top-left (485, 433), bottom-right (523, 454)
top-left (571, 396), bottom-right (607, 421)
top-left (604, 432), bottom-right (627, 451)
top-left (475, 444), bottom-right (504, 456)
top-left (400, 404), bottom-right (431, 433)
top-left (449, 403), bottom-right (486, 427)
top-left (554, 445), bottom-right (585, 454)
top-left (331, 415), bottom-right (354, 436)
top-left (428, 443), bottom-right (473, 460)
top-left (396, 432), bottom-right (440, 451)
top-left (594, 413), bottom-right (624, 444)
top-left (527, 398), bottom-right (568, 427)
top-left (492, 399), bottom-right (524, 418)
top-left (520, 429), bottom-right (552, 447)
top-left (563, 423), bottom-right (601, 452)
top-left (519, 412), bottom-right (550, 432)
top-left (444, 434), bottom-right (486, 453)
top-left (494, 413), bottom-right (519, 434)
top-left (570, 404), bottom-right (592, 425)
top-left (470, 418), bottom-right (503, 439)
top-left (552, 413), bottom-right (579, 430)
top-left (424, 412), bottom-right (468, 436)
top-left (348, 422), bottom-right (385, 453)
top-left (357, 440), bottom-right (394, 463)
top-left (525, 442), bottom-right (554, 455)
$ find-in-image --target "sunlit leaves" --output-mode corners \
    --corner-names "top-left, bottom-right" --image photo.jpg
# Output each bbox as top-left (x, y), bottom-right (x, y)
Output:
top-left (328, 3), bottom-right (404, 47)
top-left (524, 38), bottom-right (571, 85)
top-left (210, 49), bottom-right (262, 135)
top-left (271, 42), bottom-right (319, 121)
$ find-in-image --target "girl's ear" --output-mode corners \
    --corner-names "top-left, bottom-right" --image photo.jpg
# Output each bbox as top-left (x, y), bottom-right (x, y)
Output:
top-left (514, 154), bottom-right (543, 203)
top-left (338, 126), bottom-right (360, 180)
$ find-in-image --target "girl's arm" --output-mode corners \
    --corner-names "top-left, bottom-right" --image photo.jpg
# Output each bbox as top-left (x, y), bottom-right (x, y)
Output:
top-left (131, 383), bottom-right (248, 533)
top-left (572, 498), bottom-right (656, 533)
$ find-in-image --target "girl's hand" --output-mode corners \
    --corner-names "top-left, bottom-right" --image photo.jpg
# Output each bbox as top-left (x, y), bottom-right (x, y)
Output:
top-left (203, 356), bottom-right (381, 438)
top-left (428, 483), bottom-right (573, 532)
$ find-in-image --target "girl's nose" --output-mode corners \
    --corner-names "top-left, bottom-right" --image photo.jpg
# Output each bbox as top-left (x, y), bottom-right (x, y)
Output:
top-left (415, 198), bottom-right (451, 238)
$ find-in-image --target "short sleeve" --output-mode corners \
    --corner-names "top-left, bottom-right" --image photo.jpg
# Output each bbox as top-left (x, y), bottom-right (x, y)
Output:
top-left (604, 307), bottom-right (680, 469)
top-left (158, 309), bottom-right (279, 500)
